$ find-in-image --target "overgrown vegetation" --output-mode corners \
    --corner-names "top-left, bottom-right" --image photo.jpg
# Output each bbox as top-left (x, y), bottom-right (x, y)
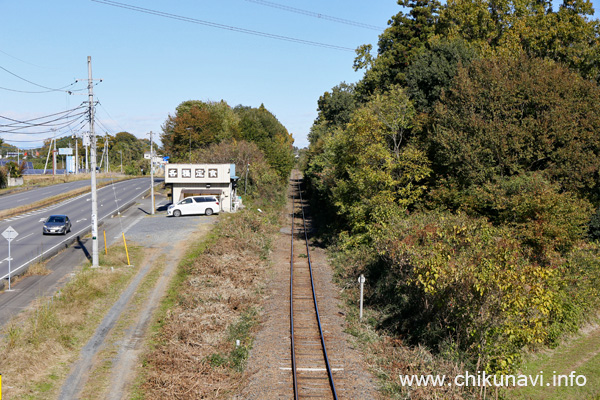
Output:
top-left (304, 0), bottom-right (600, 395)
top-left (138, 153), bottom-right (287, 398)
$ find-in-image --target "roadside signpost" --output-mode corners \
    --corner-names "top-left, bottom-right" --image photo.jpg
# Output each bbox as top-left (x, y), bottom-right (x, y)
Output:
top-left (2, 226), bottom-right (18, 291)
top-left (358, 274), bottom-right (365, 320)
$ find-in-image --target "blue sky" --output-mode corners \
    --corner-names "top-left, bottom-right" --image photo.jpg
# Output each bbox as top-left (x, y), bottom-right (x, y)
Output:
top-left (0, 0), bottom-right (399, 150)
top-left (2, 1), bottom-right (600, 151)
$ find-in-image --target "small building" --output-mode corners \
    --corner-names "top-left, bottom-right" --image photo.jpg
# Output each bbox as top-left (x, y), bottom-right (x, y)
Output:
top-left (164, 163), bottom-right (240, 212)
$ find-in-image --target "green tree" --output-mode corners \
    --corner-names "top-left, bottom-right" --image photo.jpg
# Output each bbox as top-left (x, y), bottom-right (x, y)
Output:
top-left (431, 55), bottom-right (600, 199)
top-left (463, 173), bottom-right (593, 258)
top-left (194, 140), bottom-right (284, 204)
top-left (367, 85), bottom-right (416, 159)
top-left (405, 38), bottom-right (477, 112)
top-left (310, 90), bottom-right (430, 235)
top-left (161, 100), bottom-right (240, 161)
top-left (109, 131), bottom-right (146, 170)
top-left (314, 82), bottom-right (357, 131)
top-left (234, 104), bottom-right (294, 181)
top-left (440, 0), bottom-right (600, 81)
top-left (354, 0), bottom-right (443, 100)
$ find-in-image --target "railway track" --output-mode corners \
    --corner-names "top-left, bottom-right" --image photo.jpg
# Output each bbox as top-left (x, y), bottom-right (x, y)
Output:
top-left (290, 178), bottom-right (339, 399)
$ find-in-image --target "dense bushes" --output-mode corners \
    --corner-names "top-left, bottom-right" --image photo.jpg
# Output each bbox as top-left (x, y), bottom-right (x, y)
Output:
top-left (338, 209), bottom-right (600, 373)
top-left (432, 173), bottom-right (593, 259)
top-left (0, 167), bottom-right (7, 188)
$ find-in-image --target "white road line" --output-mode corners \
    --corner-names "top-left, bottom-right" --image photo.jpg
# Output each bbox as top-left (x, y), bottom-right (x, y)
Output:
top-left (15, 232), bottom-right (34, 242)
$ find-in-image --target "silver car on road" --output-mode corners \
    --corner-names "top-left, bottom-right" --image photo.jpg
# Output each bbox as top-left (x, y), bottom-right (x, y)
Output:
top-left (42, 215), bottom-right (72, 235)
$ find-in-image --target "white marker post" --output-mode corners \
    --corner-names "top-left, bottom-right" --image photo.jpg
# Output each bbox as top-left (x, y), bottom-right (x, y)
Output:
top-left (358, 274), bottom-right (365, 320)
top-left (2, 226), bottom-right (18, 291)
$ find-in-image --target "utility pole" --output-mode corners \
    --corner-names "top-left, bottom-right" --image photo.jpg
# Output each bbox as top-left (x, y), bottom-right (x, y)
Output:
top-left (52, 139), bottom-right (57, 176)
top-left (88, 56), bottom-right (99, 268)
top-left (245, 163), bottom-right (249, 195)
top-left (99, 136), bottom-right (107, 171)
top-left (43, 138), bottom-right (53, 175)
top-left (106, 136), bottom-right (109, 173)
top-left (149, 131), bottom-right (155, 215)
top-left (75, 136), bottom-right (78, 174)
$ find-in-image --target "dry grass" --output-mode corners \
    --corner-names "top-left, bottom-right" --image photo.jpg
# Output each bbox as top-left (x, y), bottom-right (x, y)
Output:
top-left (22, 172), bottom-right (127, 186)
top-left (0, 261), bottom-right (52, 291)
top-left (137, 208), bottom-right (281, 399)
top-left (23, 261), bottom-right (51, 277)
top-left (0, 244), bottom-right (144, 399)
top-left (23, 173), bottom-right (92, 185)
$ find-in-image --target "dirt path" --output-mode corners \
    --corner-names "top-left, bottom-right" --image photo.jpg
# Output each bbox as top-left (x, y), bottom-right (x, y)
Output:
top-left (106, 241), bottom-right (189, 400)
top-left (58, 248), bottom-right (161, 399)
top-left (237, 175), bottom-right (380, 399)
top-left (57, 219), bottom-right (212, 399)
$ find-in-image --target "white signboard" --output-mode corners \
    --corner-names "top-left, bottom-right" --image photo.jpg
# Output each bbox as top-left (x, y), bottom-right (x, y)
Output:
top-left (59, 148), bottom-right (73, 155)
top-left (164, 164), bottom-right (231, 184)
top-left (2, 226), bottom-right (18, 242)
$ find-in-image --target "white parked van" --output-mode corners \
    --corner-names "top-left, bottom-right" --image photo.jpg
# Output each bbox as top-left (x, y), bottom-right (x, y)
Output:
top-left (167, 196), bottom-right (220, 217)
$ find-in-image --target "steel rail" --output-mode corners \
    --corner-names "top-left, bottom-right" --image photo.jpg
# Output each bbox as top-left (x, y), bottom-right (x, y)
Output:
top-left (290, 190), bottom-right (299, 400)
top-left (289, 178), bottom-right (339, 399)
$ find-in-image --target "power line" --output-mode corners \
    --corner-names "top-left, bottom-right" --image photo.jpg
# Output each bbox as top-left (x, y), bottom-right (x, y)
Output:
top-left (242, 0), bottom-right (385, 31)
top-left (0, 85), bottom-right (71, 94)
top-left (94, 118), bottom-right (115, 136)
top-left (0, 106), bottom-right (86, 126)
top-left (0, 105), bottom-right (87, 129)
top-left (0, 65), bottom-right (78, 93)
top-left (1, 118), bottom-right (88, 144)
top-left (0, 107), bottom-right (88, 135)
top-left (0, 48), bottom-right (54, 69)
top-left (3, 137), bottom-right (58, 143)
top-left (0, 115), bottom-right (88, 135)
top-left (97, 100), bottom-right (128, 134)
top-left (91, 0), bottom-right (355, 52)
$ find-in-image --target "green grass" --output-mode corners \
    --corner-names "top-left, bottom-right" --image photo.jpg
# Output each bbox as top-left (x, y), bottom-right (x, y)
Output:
top-left (205, 307), bottom-right (260, 372)
top-left (508, 327), bottom-right (600, 400)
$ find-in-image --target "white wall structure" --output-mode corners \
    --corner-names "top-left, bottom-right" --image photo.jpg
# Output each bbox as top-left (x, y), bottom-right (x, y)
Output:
top-left (164, 163), bottom-right (239, 212)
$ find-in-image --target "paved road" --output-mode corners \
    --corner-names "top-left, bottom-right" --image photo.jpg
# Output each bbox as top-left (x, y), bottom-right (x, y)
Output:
top-left (0, 179), bottom-right (105, 211)
top-left (0, 177), bottom-right (162, 280)
top-left (0, 193), bottom-right (176, 326)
